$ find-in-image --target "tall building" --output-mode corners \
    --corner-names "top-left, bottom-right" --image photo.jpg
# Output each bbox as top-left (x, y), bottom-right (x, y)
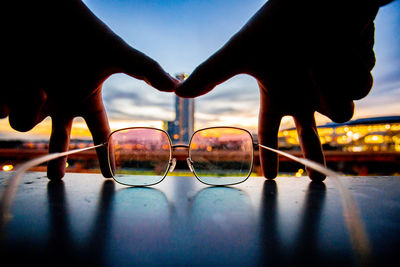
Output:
top-left (164, 73), bottom-right (195, 143)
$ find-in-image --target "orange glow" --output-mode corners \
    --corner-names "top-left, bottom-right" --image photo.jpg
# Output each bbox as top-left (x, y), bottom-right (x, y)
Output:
top-left (198, 128), bottom-right (246, 138)
top-left (394, 135), bottom-right (400, 152)
top-left (364, 135), bottom-right (384, 144)
top-left (337, 135), bottom-right (350, 144)
top-left (335, 127), bottom-right (347, 134)
top-left (286, 137), bottom-right (299, 145)
top-left (392, 124), bottom-right (400, 131)
top-left (190, 143), bottom-right (198, 150)
top-left (162, 144), bottom-right (169, 150)
top-left (0, 118), bottom-right (93, 139)
top-left (317, 128), bottom-right (334, 135)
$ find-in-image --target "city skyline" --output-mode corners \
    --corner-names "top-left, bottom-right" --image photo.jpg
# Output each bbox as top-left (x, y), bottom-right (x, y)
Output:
top-left (0, 0), bottom-right (399, 140)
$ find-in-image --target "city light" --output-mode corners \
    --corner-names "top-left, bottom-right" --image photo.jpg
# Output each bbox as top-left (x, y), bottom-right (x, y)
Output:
top-left (278, 116), bottom-right (400, 152)
top-left (2, 165), bottom-right (13, 171)
top-left (295, 169), bottom-right (304, 177)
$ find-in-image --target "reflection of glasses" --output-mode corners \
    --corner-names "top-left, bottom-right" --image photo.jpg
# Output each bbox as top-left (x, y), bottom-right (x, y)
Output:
top-left (106, 127), bottom-right (255, 186)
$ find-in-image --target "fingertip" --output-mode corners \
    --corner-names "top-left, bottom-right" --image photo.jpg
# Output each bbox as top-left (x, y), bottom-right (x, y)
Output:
top-left (174, 65), bottom-right (220, 98)
top-left (258, 126), bottom-right (281, 180)
top-left (350, 70), bottom-right (374, 100)
top-left (8, 111), bottom-right (46, 132)
top-left (307, 169), bottom-right (326, 182)
top-left (8, 89), bottom-right (47, 132)
top-left (145, 70), bottom-right (180, 92)
top-left (174, 79), bottom-right (211, 98)
top-left (8, 115), bottom-right (34, 132)
top-left (261, 153), bottom-right (278, 179)
top-left (175, 41), bottom-right (243, 98)
top-left (324, 101), bottom-right (355, 123)
top-left (167, 75), bottom-right (181, 92)
top-left (47, 157), bottom-right (67, 180)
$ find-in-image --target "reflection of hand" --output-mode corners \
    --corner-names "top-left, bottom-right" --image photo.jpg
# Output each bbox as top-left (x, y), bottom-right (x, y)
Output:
top-left (1, 1), bottom-right (178, 179)
top-left (175, 0), bottom-right (384, 181)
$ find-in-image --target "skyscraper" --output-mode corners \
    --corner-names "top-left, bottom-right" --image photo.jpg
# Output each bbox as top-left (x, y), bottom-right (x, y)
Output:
top-left (164, 73), bottom-right (195, 143)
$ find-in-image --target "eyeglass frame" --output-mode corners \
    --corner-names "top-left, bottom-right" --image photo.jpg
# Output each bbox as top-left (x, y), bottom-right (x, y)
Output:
top-left (105, 126), bottom-right (257, 187)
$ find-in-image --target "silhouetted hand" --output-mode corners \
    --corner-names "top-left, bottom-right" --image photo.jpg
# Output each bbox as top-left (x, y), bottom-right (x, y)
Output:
top-left (1, 1), bottom-right (178, 179)
top-left (175, 0), bottom-right (388, 181)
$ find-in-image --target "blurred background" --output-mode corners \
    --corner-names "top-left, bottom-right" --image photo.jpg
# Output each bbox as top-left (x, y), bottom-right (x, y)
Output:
top-left (0, 0), bottom-right (399, 176)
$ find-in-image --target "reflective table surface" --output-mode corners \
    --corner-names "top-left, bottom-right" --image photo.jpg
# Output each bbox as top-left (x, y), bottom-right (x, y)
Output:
top-left (1, 172), bottom-right (399, 266)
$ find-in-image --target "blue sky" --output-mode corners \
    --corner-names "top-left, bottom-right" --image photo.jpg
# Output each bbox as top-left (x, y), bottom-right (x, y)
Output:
top-left (1, 0), bottom-right (398, 140)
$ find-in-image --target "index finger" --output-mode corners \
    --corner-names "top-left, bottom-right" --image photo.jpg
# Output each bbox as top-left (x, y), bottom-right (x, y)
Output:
top-left (175, 34), bottom-right (246, 98)
top-left (113, 44), bottom-right (179, 92)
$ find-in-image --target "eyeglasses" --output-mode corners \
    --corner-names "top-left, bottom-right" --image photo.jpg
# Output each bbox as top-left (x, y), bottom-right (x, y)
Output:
top-left (106, 126), bottom-right (255, 186)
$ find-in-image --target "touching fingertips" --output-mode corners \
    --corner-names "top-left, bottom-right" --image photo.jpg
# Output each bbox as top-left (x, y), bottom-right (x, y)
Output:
top-left (158, 72), bottom-right (180, 91)
top-left (174, 78), bottom-right (214, 98)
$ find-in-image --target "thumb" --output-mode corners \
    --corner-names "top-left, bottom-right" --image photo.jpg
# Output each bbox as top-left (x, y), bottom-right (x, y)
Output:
top-left (113, 42), bottom-right (179, 92)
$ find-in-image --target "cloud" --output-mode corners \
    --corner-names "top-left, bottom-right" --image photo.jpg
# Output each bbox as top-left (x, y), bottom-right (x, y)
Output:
top-left (372, 70), bottom-right (400, 93)
top-left (193, 74), bottom-right (260, 122)
top-left (198, 74), bottom-right (259, 100)
top-left (102, 74), bottom-right (174, 121)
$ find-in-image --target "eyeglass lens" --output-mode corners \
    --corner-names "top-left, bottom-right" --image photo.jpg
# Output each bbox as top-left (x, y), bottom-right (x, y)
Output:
top-left (189, 128), bottom-right (253, 185)
top-left (108, 128), bottom-right (172, 186)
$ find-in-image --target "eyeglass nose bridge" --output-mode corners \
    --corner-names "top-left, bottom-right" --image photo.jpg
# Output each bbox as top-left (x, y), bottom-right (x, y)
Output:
top-left (169, 158), bottom-right (177, 173)
top-left (186, 158), bottom-right (194, 173)
top-left (169, 144), bottom-right (193, 174)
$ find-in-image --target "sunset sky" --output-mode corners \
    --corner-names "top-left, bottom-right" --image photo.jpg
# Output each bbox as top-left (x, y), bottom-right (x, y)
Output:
top-left (0, 0), bottom-right (399, 140)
